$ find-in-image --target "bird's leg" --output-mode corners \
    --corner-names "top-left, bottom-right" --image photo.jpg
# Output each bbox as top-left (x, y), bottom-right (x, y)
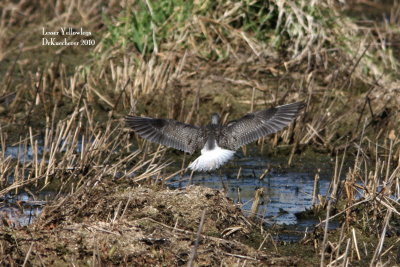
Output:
top-left (187, 169), bottom-right (194, 186)
top-left (216, 170), bottom-right (228, 193)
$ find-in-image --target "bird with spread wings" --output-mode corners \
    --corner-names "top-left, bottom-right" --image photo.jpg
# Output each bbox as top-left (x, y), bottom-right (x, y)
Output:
top-left (125, 102), bottom-right (304, 171)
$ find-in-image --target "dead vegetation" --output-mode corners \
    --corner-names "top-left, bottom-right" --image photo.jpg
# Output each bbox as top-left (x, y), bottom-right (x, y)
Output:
top-left (2, 183), bottom-right (301, 266)
top-left (0, 0), bottom-right (400, 266)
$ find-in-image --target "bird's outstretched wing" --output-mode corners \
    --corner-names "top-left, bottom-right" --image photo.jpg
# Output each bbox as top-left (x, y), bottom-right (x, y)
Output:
top-left (125, 116), bottom-right (206, 154)
top-left (219, 102), bottom-right (305, 150)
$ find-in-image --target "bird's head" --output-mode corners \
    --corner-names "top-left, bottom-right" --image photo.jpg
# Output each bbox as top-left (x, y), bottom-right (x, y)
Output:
top-left (211, 113), bottom-right (220, 125)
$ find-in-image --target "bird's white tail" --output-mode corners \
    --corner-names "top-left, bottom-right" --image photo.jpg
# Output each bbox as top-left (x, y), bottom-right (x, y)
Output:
top-left (188, 145), bottom-right (235, 172)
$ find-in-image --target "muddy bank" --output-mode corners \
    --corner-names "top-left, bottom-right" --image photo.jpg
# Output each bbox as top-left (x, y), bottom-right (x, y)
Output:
top-left (0, 180), bottom-right (301, 266)
top-left (2, 179), bottom-right (399, 266)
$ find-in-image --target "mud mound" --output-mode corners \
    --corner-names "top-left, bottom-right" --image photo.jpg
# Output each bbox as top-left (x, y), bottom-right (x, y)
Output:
top-left (0, 180), bottom-right (299, 266)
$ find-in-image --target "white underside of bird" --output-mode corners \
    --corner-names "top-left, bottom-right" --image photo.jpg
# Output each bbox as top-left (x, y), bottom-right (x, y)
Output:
top-left (188, 143), bottom-right (235, 171)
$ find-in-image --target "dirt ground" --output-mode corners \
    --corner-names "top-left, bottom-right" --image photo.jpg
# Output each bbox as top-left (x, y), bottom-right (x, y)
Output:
top-left (0, 179), bottom-right (302, 266)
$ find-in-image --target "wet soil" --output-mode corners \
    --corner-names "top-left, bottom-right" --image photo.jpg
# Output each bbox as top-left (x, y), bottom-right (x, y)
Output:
top-left (0, 179), bottom-right (302, 266)
top-left (3, 177), bottom-right (396, 266)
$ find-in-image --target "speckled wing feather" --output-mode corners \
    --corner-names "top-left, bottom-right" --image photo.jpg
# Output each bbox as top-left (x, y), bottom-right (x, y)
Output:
top-left (125, 116), bottom-right (206, 154)
top-left (219, 102), bottom-right (305, 150)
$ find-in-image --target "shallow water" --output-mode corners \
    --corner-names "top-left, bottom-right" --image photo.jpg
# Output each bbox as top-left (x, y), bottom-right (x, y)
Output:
top-left (0, 190), bottom-right (57, 227)
top-left (170, 169), bottom-right (327, 225)
top-left (167, 151), bottom-right (340, 241)
top-left (2, 143), bottom-right (338, 241)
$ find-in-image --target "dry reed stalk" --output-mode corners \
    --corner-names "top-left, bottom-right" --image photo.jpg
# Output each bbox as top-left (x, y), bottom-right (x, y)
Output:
top-left (287, 139), bottom-right (298, 166)
top-left (250, 87), bottom-right (255, 113)
top-left (316, 197), bottom-right (372, 229)
top-left (236, 187), bottom-right (242, 206)
top-left (161, 169), bottom-right (183, 183)
top-left (0, 99), bottom-right (171, 199)
top-left (236, 167), bottom-right (242, 180)
top-left (187, 209), bottom-right (206, 267)
top-left (320, 148), bottom-right (345, 267)
top-left (0, 156), bottom-right (12, 187)
top-left (249, 188), bottom-right (264, 219)
top-left (22, 242), bottom-right (34, 267)
top-left (312, 169), bottom-right (320, 207)
top-left (320, 197), bottom-right (332, 267)
top-left (351, 228), bottom-right (361, 261)
top-left (341, 238), bottom-right (351, 267)
top-left (180, 153), bottom-right (187, 175)
top-left (0, 127), bottom-right (5, 156)
top-left (0, 175), bottom-right (49, 197)
top-left (259, 168), bottom-right (269, 180)
top-left (111, 201), bottom-right (122, 223)
top-left (369, 210), bottom-right (392, 267)
top-left (328, 224), bottom-right (346, 267)
top-left (146, 144), bottom-right (163, 172)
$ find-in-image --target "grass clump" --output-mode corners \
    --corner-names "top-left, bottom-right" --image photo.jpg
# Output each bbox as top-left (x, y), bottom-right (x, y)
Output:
top-left (103, 0), bottom-right (194, 54)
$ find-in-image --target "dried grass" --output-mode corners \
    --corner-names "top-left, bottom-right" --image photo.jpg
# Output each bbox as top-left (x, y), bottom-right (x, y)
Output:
top-left (0, 0), bottom-right (399, 266)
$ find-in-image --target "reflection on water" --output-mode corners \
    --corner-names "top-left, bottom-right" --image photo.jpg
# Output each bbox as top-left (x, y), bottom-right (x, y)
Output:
top-left (2, 143), bottom-right (337, 240)
top-left (168, 154), bottom-right (338, 240)
top-left (0, 191), bottom-right (56, 227)
top-left (170, 171), bottom-right (328, 225)
top-left (4, 139), bottom-right (84, 162)
top-left (4, 145), bottom-right (41, 163)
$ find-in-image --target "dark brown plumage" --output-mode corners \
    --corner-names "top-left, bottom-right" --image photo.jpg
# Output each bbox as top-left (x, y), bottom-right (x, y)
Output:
top-left (125, 101), bottom-right (305, 171)
top-left (219, 102), bottom-right (305, 150)
top-left (124, 117), bottom-right (206, 154)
